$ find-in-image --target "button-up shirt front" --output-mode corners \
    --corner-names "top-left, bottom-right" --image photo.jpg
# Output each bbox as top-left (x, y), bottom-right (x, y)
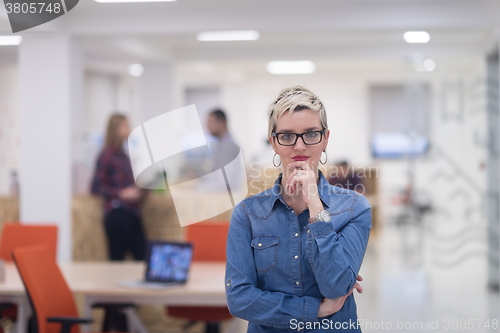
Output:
top-left (225, 171), bottom-right (372, 332)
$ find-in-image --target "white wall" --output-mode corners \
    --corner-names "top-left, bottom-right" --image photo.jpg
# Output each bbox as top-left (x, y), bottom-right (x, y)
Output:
top-left (75, 72), bottom-right (143, 194)
top-left (0, 62), bottom-right (19, 196)
top-left (85, 72), bottom-right (123, 133)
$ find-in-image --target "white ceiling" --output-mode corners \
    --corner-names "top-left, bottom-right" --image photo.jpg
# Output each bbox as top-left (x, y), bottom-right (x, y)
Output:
top-left (65, 0), bottom-right (500, 34)
top-left (0, 0), bottom-right (499, 65)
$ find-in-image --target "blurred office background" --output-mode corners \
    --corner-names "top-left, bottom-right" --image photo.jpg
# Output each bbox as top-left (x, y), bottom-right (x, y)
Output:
top-left (0, 0), bottom-right (499, 332)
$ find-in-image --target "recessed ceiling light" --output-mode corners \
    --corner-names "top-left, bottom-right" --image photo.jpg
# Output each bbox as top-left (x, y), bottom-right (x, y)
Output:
top-left (0, 36), bottom-right (22, 46)
top-left (95, 0), bottom-right (176, 3)
top-left (404, 31), bottom-right (430, 43)
top-left (266, 61), bottom-right (316, 75)
top-left (196, 30), bottom-right (259, 42)
top-left (413, 59), bottom-right (435, 72)
top-left (423, 59), bottom-right (436, 71)
top-left (128, 64), bottom-right (144, 77)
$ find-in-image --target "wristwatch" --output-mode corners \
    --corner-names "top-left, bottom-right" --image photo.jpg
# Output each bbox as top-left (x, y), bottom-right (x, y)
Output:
top-left (308, 209), bottom-right (331, 223)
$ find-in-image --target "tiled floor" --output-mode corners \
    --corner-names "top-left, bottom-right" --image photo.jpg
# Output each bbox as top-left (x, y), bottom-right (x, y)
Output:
top-left (355, 222), bottom-right (499, 333)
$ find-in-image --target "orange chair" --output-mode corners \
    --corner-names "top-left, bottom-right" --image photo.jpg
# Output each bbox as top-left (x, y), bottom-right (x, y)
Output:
top-left (12, 245), bottom-right (114, 333)
top-left (167, 222), bottom-right (232, 333)
top-left (0, 224), bottom-right (58, 261)
top-left (2, 225), bottom-right (131, 333)
top-left (0, 224), bottom-right (58, 332)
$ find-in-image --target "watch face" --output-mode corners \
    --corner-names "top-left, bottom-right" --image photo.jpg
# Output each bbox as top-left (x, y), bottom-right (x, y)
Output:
top-left (320, 210), bottom-right (331, 222)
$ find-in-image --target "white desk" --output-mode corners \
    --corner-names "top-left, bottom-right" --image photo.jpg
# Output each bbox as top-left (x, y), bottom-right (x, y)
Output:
top-left (0, 262), bottom-right (229, 333)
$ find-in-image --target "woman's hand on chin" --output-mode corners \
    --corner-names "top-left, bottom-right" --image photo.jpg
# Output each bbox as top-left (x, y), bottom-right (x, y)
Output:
top-left (285, 161), bottom-right (320, 204)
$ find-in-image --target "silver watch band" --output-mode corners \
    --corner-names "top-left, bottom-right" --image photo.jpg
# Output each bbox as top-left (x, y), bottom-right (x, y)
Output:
top-left (308, 214), bottom-right (321, 223)
top-left (308, 209), bottom-right (330, 223)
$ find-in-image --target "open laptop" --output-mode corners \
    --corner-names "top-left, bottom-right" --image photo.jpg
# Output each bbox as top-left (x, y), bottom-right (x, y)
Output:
top-left (118, 241), bottom-right (194, 289)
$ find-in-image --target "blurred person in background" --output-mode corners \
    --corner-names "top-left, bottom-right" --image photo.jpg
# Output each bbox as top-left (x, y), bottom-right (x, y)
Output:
top-left (91, 113), bottom-right (147, 261)
top-left (328, 161), bottom-right (365, 194)
top-left (225, 86), bottom-right (371, 332)
top-left (206, 108), bottom-right (234, 143)
top-left (204, 108), bottom-right (244, 190)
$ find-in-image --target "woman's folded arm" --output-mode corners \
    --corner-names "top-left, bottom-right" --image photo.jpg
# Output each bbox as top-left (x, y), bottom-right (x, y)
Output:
top-left (305, 195), bottom-right (372, 299)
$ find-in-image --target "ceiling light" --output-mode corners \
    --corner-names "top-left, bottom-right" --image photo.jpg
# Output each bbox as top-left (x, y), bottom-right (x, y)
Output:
top-left (403, 31), bottom-right (430, 43)
top-left (128, 64), bottom-right (144, 77)
top-left (266, 61), bottom-right (316, 75)
top-left (196, 30), bottom-right (259, 41)
top-left (95, 0), bottom-right (176, 3)
top-left (423, 59), bottom-right (435, 71)
top-left (0, 36), bottom-right (22, 46)
top-left (412, 59), bottom-right (435, 72)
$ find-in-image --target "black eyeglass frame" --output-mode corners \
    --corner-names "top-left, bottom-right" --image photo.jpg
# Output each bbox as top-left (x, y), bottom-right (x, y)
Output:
top-left (271, 129), bottom-right (326, 146)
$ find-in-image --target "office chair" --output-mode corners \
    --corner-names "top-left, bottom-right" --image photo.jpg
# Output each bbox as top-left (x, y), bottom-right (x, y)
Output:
top-left (166, 222), bottom-right (233, 333)
top-left (0, 224), bottom-right (58, 333)
top-left (12, 245), bottom-right (92, 333)
top-left (0, 224), bottom-right (58, 261)
top-left (1, 225), bottom-right (131, 333)
top-left (12, 245), bottom-right (132, 333)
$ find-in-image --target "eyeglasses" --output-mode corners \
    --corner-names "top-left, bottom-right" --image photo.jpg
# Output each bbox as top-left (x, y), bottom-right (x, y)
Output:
top-left (272, 129), bottom-right (325, 146)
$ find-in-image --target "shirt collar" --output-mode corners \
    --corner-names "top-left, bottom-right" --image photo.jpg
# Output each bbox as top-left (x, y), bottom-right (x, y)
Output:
top-left (268, 169), bottom-right (331, 212)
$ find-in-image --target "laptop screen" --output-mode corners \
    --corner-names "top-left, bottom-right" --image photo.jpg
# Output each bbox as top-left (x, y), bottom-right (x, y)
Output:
top-left (145, 241), bottom-right (193, 283)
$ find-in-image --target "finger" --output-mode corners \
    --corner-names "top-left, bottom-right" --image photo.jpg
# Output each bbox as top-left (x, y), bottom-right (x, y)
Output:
top-left (354, 282), bottom-right (363, 294)
top-left (288, 169), bottom-right (313, 186)
top-left (285, 171), bottom-right (297, 193)
top-left (286, 170), bottom-right (303, 194)
top-left (287, 160), bottom-right (306, 168)
top-left (295, 180), bottom-right (303, 194)
top-left (285, 173), bottom-right (296, 191)
top-left (289, 159), bottom-right (310, 168)
top-left (286, 168), bottom-right (302, 184)
top-left (286, 163), bottom-right (304, 174)
top-left (287, 161), bottom-right (309, 171)
top-left (290, 164), bottom-right (314, 181)
top-left (356, 275), bottom-right (363, 281)
top-left (286, 166), bottom-right (310, 185)
top-left (291, 176), bottom-right (303, 194)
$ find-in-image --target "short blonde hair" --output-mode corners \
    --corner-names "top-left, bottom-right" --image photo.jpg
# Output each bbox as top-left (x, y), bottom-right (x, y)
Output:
top-left (267, 85), bottom-right (327, 137)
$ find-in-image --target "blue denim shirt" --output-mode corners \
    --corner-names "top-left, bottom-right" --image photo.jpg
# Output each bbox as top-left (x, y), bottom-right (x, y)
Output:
top-left (225, 171), bottom-right (371, 332)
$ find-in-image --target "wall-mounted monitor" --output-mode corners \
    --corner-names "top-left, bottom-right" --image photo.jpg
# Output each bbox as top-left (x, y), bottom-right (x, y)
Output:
top-left (371, 132), bottom-right (429, 158)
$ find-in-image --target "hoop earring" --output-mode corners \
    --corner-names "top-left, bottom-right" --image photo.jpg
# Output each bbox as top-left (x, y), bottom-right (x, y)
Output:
top-left (320, 151), bottom-right (328, 165)
top-left (273, 153), bottom-right (281, 167)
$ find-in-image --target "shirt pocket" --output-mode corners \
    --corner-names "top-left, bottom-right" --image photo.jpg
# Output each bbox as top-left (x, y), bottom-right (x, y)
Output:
top-left (251, 236), bottom-right (280, 273)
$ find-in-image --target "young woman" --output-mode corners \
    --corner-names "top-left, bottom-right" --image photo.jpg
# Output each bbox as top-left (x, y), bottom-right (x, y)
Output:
top-left (225, 86), bottom-right (371, 332)
top-left (91, 113), bottom-right (147, 261)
